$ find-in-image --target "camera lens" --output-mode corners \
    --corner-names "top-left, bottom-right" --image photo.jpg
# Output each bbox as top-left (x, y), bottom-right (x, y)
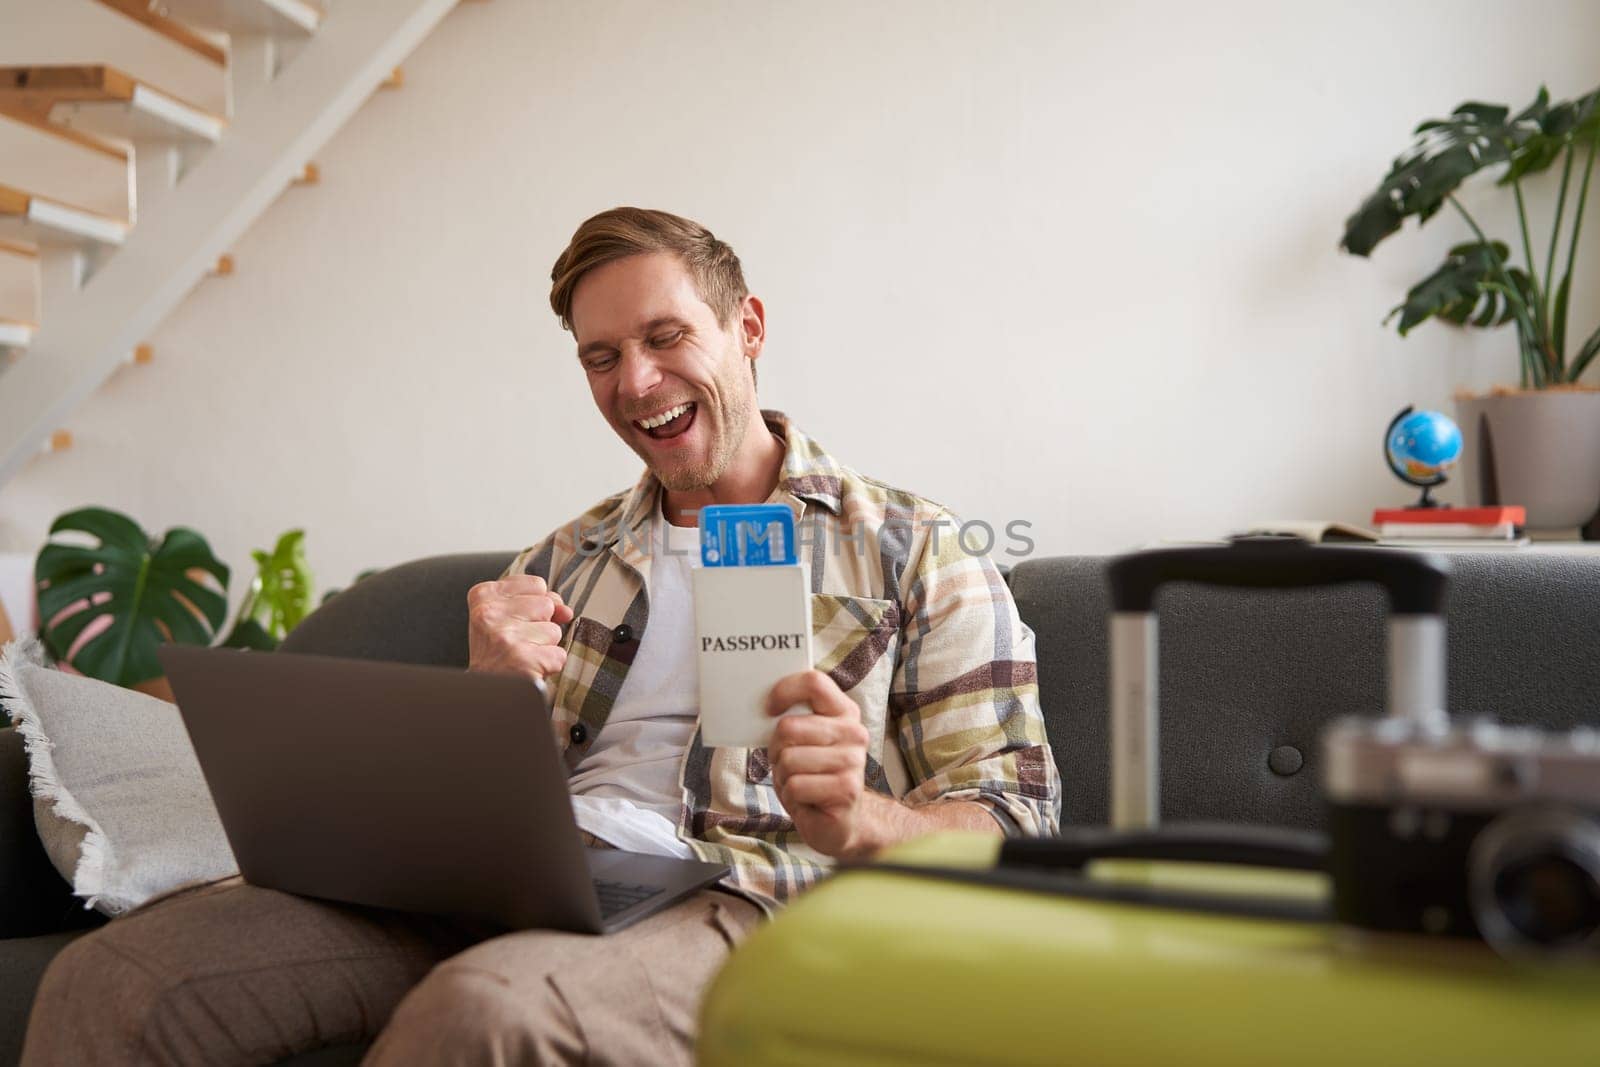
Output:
top-left (1469, 807), bottom-right (1600, 958)
top-left (1491, 853), bottom-right (1600, 947)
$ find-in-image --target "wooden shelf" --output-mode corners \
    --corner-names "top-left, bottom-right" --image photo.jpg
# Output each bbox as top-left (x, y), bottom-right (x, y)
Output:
top-left (0, 238), bottom-right (37, 260)
top-left (0, 66), bottom-right (226, 145)
top-left (0, 184), bottom-right (129, 247)
top-left (156, 0), bottom-right (325, 35)
top-left (93, 1), bottom-right (227, 67)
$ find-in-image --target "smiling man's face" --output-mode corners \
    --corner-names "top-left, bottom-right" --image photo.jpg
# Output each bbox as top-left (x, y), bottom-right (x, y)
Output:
top-left (570, 251), bottom-right (762, 493)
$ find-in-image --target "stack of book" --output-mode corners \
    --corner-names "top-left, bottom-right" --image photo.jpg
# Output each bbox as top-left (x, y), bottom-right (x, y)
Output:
top-left (1370, 506), bottom-right (1528, 546)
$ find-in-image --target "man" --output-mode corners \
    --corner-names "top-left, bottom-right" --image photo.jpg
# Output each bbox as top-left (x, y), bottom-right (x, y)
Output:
top-left (24, 208), bottom-right (1059, 1066)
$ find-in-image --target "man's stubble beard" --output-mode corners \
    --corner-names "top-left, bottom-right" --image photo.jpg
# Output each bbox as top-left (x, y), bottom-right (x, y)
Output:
top-left (651, 352), bottom-right (757, 493)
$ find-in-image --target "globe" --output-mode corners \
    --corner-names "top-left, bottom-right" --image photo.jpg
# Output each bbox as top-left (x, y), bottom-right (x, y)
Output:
top-left (1385, 408), bottom-right (1463, 488)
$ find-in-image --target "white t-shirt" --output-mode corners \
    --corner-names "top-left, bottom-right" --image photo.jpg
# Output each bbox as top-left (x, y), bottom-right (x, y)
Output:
top-left (568, 500), bottom-right (700, 858)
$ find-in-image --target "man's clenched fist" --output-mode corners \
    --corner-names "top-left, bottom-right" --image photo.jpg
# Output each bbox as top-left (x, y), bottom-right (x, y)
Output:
top-left (467, 574), bottom-right (574, 682)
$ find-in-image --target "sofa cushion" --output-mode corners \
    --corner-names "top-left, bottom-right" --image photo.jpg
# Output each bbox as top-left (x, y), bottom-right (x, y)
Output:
top-left (1009, 552), bottom-right (1600, 829)
top-left (0, 930), bottom-right (92, 1065)
top-left (281, 553), bottom-right (515, 666)
top-left (0, 727), bottom-right (103, 939)
top-left (0, 637), bottom-right (237, 915)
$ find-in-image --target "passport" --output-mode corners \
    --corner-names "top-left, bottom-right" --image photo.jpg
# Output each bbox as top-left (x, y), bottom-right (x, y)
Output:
top-left (693, 504), bottom-right (811, 747)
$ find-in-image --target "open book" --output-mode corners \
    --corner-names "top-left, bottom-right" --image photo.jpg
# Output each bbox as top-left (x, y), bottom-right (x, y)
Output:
top-left (1241, 520), bottom-right (1378, 543)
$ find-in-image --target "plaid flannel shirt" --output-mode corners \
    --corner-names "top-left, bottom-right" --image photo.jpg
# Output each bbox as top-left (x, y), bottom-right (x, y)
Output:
top-left (504, 410), bottom-right (1060, 910)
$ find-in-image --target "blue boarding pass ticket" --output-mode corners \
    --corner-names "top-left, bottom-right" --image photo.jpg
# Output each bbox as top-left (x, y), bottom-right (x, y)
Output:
top-left (699, 504), bottom-right (796, 566)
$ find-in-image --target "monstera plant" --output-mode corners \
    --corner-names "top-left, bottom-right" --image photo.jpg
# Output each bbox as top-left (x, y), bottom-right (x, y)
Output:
top-left (1341, 84), bottom-right (1600, 386)
top-left (1341, 83), bottom-right (1600, 530)
top-left (35, 507), bottom-right (231, 687)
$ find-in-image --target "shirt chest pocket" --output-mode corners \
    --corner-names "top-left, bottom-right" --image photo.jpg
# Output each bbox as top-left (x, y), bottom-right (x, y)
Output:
top-left (811, 593), bottom-right (900, 694)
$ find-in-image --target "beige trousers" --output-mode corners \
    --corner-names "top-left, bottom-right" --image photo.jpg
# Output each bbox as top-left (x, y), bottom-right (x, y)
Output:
top-left (21, 876), bottom-right (762, 1067)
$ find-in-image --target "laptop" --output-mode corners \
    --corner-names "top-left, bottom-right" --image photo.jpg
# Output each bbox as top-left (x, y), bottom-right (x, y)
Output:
top-left (157, 645), bottom-right (731, 934)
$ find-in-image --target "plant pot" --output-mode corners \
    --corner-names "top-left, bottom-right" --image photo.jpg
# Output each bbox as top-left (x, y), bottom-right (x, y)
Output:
top-left (131, 676), bottom-right (177, 704)
top-left (1455, 389), bottom-right (1600, 530)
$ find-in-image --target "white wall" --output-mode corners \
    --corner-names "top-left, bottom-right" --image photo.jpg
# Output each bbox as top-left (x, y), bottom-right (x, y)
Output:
top-left (1, 0), bottom-right (1598, 615)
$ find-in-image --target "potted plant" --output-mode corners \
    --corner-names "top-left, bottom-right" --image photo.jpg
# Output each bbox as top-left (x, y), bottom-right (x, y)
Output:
top-left (1342, 84), bottom-right (1600, 528)
top-left (34, 508), bottom-right (315, 700)
top-left (218, 529), bottom-right (315, 651)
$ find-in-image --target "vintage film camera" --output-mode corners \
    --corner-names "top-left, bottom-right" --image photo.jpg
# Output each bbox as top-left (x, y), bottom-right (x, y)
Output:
top-left (1325, 714), bottom-right (1600, 956)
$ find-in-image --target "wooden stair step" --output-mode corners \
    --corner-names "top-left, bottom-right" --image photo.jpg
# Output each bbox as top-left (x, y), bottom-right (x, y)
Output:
top-left (92, 1), bottom-right (228, 67)
top-left (156, 0), bottom-right (325, 36)
top-left (0, 317), bottom-right (36, 350)
top-left (0, 184), bottom-right (129, 247)
top-left (0, 66), bottom-right (226, 145)
top-left (0, 102), bottom-right (127, 163)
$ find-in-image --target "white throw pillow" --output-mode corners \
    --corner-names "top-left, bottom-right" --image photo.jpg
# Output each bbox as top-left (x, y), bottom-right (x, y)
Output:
top-left (0, 636), bottom-right (238, 915)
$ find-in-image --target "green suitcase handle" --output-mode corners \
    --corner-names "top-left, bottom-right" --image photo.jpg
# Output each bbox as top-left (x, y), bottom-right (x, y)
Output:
top-left (855, 824), bottom-right (1333, 925)
top-left (1000, 823), bottom-right (1329, 873)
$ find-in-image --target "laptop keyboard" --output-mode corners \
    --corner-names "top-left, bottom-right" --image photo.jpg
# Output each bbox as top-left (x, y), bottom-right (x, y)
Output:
top-left (593, 879), bottom-right (663, 919)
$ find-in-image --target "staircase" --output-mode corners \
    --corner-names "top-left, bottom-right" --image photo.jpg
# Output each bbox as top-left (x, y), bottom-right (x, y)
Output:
top-left (0, 0), bottom-right (459, 484)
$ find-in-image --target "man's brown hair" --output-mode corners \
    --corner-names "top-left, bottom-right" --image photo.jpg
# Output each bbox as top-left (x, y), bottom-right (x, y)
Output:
top-left (549, 207), bottom-right (749, 334)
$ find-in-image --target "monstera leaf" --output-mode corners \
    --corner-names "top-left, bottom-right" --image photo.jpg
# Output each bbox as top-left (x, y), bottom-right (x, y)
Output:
top-left (1340, 99), bottom-right (1527, 257)
top-left (35, 507), bottom-right (230, 687)
top-left (1342, 86), bottom-right (1599, 257)
top-left (1385, 241), bottom-right (1533, 336)
top-left (221, 529), bottom-right (313, 650)
top-left (1500, 86), bottom-right (1600, 184)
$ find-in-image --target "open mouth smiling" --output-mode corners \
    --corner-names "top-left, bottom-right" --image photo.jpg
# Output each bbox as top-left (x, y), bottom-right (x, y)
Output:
top-left (634, 402), bottom-right (697, 439)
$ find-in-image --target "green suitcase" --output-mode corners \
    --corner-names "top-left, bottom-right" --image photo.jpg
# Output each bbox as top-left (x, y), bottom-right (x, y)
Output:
top-left (699, 831), bottom-right (1600, 1066)
top-left (702, 542), bottom-right (1600, 1064)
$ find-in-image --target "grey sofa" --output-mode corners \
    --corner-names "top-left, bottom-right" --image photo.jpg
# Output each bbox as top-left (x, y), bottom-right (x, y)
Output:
top-left (3, 549), bottom-right (1598, 1064)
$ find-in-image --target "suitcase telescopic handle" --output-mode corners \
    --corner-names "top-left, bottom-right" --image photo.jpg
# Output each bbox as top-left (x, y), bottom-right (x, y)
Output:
top-left (1104, 538), bottom-right (1452, 831)
top-left (1105, 537), bottom-right (1451, 614)
top-left (1000, 824), bottom-right (1329, 873)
